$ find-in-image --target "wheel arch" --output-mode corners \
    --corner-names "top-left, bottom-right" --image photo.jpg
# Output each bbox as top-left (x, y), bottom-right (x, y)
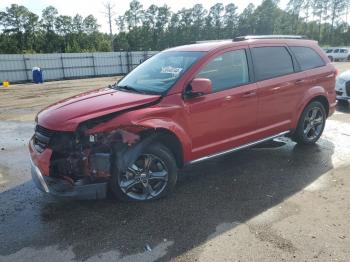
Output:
top-left (136, 119), bottom-right (192, 168)
top-left (308, 95), bottom-right (329, 116)
top-left (152, 128), bottom-right (184, 168)
top-left (293, 84), bottom-right (330, 126)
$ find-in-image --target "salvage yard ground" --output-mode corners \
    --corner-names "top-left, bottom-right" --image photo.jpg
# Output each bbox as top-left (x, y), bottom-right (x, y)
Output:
top-left (0, 62), bottom-right (350, 262)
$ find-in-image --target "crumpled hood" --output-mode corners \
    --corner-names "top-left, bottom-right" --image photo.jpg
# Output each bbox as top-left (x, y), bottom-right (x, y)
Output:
top-left (37, 87), bottom-right (161, 131)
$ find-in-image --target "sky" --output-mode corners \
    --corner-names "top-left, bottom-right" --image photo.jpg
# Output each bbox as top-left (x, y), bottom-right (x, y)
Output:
top-left (0, 0), bottom-right (288, 33)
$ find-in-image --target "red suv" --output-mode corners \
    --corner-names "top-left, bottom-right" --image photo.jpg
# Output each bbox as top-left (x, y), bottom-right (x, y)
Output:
top-left (29, 35), bottom-right (336, 201)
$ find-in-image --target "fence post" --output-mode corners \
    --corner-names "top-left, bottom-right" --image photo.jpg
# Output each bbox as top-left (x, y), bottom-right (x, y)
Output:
top-left (143, 50), bottom-right (147, 63)
top-left (92, 53), bottom-right (97, 77)
top-left (23, 55), bottom-right (29, 81)
top-left (126, 51), bottom-right (130, 73)
top-left (119, 51), bottom-right (124, 75)
top-left (60, 53), bottom-right (65, 79)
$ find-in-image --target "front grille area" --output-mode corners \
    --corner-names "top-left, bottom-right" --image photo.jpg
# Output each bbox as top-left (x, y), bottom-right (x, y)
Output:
top-left (34, 125), bottom-right (55, 152)
top-left (346, 81), bottom-right (350, 97)
top-left (336, 91), bottom-right (343, 96)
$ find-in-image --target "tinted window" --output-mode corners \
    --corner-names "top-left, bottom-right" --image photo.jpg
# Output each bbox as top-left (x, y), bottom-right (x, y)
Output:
top-left (251, 46), bottom-right (294, 81)
top-left (326, 49), bottom-right (333, 53)
top-left (334, 49), bottom-right (340, 53)
top-left (197, 49), bottom-right (249, 92)
top-left (340, 49), bottom-right (348, 53)
top-left (290, 46), bottom-right (325, 71)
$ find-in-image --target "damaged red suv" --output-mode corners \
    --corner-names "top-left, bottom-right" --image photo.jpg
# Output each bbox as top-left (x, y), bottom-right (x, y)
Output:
top-left (30, 35), bottom-right (336, 201)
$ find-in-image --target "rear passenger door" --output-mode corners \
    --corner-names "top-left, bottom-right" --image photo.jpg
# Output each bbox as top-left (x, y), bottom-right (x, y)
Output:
top-left (250, 45), bottom-right (307, 137)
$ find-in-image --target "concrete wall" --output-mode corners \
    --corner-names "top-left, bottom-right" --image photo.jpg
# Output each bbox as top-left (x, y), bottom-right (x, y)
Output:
top-left (0, 51), bottom-right (159, 83)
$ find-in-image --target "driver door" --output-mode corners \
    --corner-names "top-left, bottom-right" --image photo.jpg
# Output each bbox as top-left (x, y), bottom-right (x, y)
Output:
top-left (184, 49), bottom-right (258, 160)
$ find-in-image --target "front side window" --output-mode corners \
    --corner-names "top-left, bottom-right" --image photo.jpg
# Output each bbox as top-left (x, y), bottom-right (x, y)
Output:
top-left (334, 49), bottom-right (340, 53)
top-left (196, 49), bottom-right (249, 92)
top-left (251, 46), bottom-right (294, 81)
top-left (117, 51), bottom-right (204, 94)
top-left (290, 46), bottom-right (325, 71)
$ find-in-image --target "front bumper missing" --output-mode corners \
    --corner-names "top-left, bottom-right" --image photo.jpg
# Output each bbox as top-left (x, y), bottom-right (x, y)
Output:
top-left (30, 158), bottom-right (107, 200)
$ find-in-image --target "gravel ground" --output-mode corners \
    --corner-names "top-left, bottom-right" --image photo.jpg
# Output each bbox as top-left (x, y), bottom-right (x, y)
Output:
top-left (0, 63), bottom-right (350, 262)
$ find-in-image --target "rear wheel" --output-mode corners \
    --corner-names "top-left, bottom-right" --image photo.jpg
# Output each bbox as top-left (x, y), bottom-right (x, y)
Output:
top-left (293, 101), bottom-right (326, 145)
top-left (110, 143), bottom-right (177, 201)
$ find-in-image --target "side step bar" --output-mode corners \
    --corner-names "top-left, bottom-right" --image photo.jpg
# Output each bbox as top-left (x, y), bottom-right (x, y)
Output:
top-left (189, 131), bottom-right (290, 165)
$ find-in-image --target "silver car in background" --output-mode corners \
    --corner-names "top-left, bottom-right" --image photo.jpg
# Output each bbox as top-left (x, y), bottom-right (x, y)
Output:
top-left (336, 70), bottom-right (350, 104)
top-left (326, 47), bottom-right (350, 62)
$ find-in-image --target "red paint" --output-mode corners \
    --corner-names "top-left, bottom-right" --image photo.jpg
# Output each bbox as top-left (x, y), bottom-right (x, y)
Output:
top-left (29, 139), bottom-right (52, 176)
top-left (30, 38), bottom-right (336, 169)
top-left (190, 78), bottom-right (213, 95)
top-left (37, 87), bottom-right (161, 131)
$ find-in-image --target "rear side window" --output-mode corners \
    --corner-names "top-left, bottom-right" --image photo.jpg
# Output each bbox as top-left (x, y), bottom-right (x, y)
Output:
top-left (197, 49), bottom-right (249, 92)
top-left (251, 46), bottom-right (294, 81)
top-left (290, 46), bottom-right (325, 71)
top-left (340, 49), bottom-right (348, 53)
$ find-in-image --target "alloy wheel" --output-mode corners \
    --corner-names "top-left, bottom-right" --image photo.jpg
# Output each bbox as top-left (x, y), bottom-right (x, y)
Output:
top-left (303, 107), bottom-right (324, 141)
top-left (118, 154), bottom-right (169, 200)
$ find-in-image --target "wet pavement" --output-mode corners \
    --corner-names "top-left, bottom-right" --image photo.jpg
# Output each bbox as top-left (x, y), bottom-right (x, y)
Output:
top-left (0, 104), bottom-right (350, 262)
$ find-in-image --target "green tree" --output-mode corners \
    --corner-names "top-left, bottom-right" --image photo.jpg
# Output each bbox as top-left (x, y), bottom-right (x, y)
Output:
top-left (254, 0), bottom-right (279, 34)
top-left (237, 4), bottom-right (256, 35)
top-left (125, 0), bottom-right (144, 29)
top-left (224, 3), bottom-right (238, 37)
top-left (83, 15), bottom-right (100, 34)
top-left (206, 3), bottom-right (224, 39)
top-left (329, 0), bottom-right (348, 44)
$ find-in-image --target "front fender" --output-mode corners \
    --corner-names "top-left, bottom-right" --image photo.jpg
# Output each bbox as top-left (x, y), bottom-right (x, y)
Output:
top-left (85, 113), bottom-right (192, 163)
top-left (135, 118), bottom-right (192, 163)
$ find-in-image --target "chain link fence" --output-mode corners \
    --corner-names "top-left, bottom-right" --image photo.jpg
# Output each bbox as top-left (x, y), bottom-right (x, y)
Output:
top-left (0, 51), bottom-right (159, 83)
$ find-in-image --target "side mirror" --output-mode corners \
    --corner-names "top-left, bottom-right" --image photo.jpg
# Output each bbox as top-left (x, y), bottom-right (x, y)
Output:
top-left (187, 78), bottom-right (212, 98)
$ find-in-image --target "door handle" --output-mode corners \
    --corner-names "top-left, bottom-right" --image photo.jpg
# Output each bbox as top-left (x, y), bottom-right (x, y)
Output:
top-left (271, 86), bottom-right (281, 91)
top-left (241, 91), bottom-right (256, 98)
top-left (295, 79), bottom-right (306, 85)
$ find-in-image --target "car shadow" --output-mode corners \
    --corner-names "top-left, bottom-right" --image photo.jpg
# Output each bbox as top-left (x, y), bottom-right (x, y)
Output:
top-left (0, 138), bottom-right (335, 261)
top-left (336, 102), bottom-right (350, 113)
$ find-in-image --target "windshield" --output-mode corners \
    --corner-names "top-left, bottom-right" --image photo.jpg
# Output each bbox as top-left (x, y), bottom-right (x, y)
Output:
top-left (116, 51), bottom-right (204, 94)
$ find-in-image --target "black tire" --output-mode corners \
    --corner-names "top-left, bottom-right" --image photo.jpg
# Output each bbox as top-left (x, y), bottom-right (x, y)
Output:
top-left (110, 143), bottom-right (177, 202)
top-left (293, 101), bottom-right (326, 145)
top-left (347, 55), bottom-right (350, 61)
top-left (328, 56), bottom-right (334, 62)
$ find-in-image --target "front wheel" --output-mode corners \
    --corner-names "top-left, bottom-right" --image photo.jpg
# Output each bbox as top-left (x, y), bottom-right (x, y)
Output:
top-left (293, 101), bottom-right (326, 145)
top-left (110, 143), bottom-right (177, 201)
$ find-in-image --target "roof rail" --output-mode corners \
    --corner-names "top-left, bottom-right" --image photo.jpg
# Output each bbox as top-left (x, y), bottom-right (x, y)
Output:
top-left (195, 39), bottom-right (231, 44)
top-left (233, 35), bottom-right (307, 41)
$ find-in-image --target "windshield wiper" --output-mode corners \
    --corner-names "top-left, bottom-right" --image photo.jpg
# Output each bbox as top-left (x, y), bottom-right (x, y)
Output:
top-left (115, 85), bottom-right (144, 94)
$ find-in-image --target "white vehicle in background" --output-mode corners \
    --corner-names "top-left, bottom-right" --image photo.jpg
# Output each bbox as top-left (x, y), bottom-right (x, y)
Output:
top-left (335, 70), bottom-right (350, 105)
top-left (326, 47), bottom-right (350, 62)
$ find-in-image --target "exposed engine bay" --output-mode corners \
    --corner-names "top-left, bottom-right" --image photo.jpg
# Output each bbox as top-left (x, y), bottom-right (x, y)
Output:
top-left (33, 122), bottom-right (155, 192)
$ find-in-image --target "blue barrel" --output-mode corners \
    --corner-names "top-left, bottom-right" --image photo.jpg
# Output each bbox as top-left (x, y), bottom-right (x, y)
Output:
top-left (32, 67), bottom-right (43, 84)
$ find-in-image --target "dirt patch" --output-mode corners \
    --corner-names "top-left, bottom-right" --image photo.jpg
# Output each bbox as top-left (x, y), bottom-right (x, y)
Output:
top-left (0, 76), bottom-right (120, 122)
